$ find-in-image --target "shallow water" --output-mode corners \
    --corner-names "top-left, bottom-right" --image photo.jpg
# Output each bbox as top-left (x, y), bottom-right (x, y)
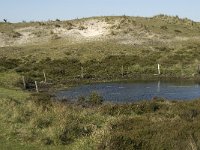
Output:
top-left (56, 81), bottom-right (200, 103)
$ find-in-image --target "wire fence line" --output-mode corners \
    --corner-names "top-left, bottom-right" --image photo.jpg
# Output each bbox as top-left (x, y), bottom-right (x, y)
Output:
top-left (20, 63), bottom-right (200, 92)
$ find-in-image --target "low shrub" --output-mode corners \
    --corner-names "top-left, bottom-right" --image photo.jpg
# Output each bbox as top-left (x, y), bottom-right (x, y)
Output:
top-left (160, 25), bottom-right (168, 30)
top-left (99, 135), bottom-right (140, 150)
top-left (77, 96), bottom-right (86, 105)
top-left (78, 25), bottom-right (87, 30)
top-left (30, 92), bottom-right (53, 107)
top-left (180, 109), bottom-right (200, 121)
top-left (77, 92), bottom-right (104, 106)
top-left (174, 29), bottom-right (182, 33)
top-left (55, 24), bottom-right (61, 28)
top-left (88, 92), bottom-right (104, 105)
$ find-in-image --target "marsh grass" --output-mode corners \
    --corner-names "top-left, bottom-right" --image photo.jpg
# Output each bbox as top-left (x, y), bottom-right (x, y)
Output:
top-left (1, 91), bottom-right (200, 149)
top-left (77, 92), bottom-right (104, 106)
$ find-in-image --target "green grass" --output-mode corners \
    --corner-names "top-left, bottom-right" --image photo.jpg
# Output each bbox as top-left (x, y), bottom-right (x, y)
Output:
top-left (1, 15), bottom-right (200, 149)
top-left (0, 71), bottom-right (29, 100)
top-left (0, 137), bottom-right (37, 150)
top-left (0, 87), bottom-right (29, 100)
top-left (1, 92), bottom-right (200, 149)
top-left (0, 76), bottom-right (200, 149)
top-left (0, 72), bottom-right (21, 87)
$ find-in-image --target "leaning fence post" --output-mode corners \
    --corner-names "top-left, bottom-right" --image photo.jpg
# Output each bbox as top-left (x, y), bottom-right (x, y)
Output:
top-left (197, 64), bottom-right (200, 74)
top-left (81, 67), bottom-right (84, 79)
top-left (121, 65), bottom-right (124, 78)
top-left (43, 71), bottom-right (47, 83)
top-left (158, 64), bottom-right (161, 75)
top-left (22, 76), bottom-right (26, 89)
top-left (35, 81), bottom-right (39, 93)
top-left (180, 64), bottom-right (184, 77)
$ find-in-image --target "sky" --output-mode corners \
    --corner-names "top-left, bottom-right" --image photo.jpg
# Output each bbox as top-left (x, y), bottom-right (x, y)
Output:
top-left (0, 0), bottom-right (200, 23)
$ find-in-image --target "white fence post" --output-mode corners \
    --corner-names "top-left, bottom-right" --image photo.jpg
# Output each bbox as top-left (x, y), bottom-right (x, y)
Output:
top-left (35, 81), bottom-right (39, 93)
top-left (158, 64), bottom-right (161, 75)
top-left (43, 71), bottom-right (47, 83)
top-left (22, 76), bottom-right (26, 89)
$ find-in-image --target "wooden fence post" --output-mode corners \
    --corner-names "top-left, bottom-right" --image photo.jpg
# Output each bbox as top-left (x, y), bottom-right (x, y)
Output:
top-left (158, 64), bottom-right (161, 75)
top-left (43, 71), bottom-right (47, 83)
top-left (81, 67), bottom-right (84, 79)
top-left (121, 65), bottom-right (124, 78)
top-left (22, 76), bottom-right (26, 89)
top-left (197, 65), bottom-right (200, 74)
top-left (35, 81), bottom-right (39, 93)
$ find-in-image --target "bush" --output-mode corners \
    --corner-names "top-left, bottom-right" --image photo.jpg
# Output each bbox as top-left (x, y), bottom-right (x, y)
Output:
top-left (160, 26), bottom-right (168, 30)
top-left (30, 92), bottom-right (53, 107)
top-left (88, 92), bottom-right (104, 105)
top-left (180, 109), bottom-right (199, 121)
top-left (66, 25), bottom-right (73, 30)
top-left (77, 92), bottom-right (104, 106)
top-left (55, 24), bottom-right (61, 28)
top-left (51, 34), bottom-right (61, 40)
top-left (10, 31), bottom-right (22, 38)
top-left (110, 30), bottom-right (117, 35)
top-left (0, 58), bottom-right (20, 70)
top-left (99, 135), bottom-right (140, 150)
top-left (78, 25), bottom-right (87, 30)
top-left (0, 66), bottom-right (6, 72)
top-left (39, 22), bottom-right (46, 26)
top-left (174, 29), bottom-right (182, 33)
top-left (77, 96), bottom-right (86, 105)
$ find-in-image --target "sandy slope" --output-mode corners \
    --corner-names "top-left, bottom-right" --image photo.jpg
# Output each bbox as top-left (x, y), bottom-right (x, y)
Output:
top-left (0, 19), bottom-right (111, 47)
top-left (0, 17), bottom-right (200, 47)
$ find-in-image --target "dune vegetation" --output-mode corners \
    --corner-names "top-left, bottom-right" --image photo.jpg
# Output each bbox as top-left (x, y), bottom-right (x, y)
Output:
top-left (1, 15), bottom-right (200, 149)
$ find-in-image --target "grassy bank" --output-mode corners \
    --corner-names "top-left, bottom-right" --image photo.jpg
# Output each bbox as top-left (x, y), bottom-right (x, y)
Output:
top-left (0, 71), bottom-right (200, 149)
top-left (1, 71), bottom-right (200, 149)
top-left (1, 89), bottom-right (200, 149)
top-left (1, 52), bottom-right (200, 91)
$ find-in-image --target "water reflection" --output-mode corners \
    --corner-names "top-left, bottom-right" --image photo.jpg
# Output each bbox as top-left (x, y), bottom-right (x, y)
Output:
top-left (157, 81), bottom-right (160, 93)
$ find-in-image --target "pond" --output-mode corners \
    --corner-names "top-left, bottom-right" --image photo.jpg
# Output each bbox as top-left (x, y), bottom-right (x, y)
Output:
top-left (56, 81), bottom-right (200, 103)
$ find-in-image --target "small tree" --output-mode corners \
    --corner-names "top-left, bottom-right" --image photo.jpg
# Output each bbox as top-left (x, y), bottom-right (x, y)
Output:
top-left (3, 19), bottom-right (7, 23)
